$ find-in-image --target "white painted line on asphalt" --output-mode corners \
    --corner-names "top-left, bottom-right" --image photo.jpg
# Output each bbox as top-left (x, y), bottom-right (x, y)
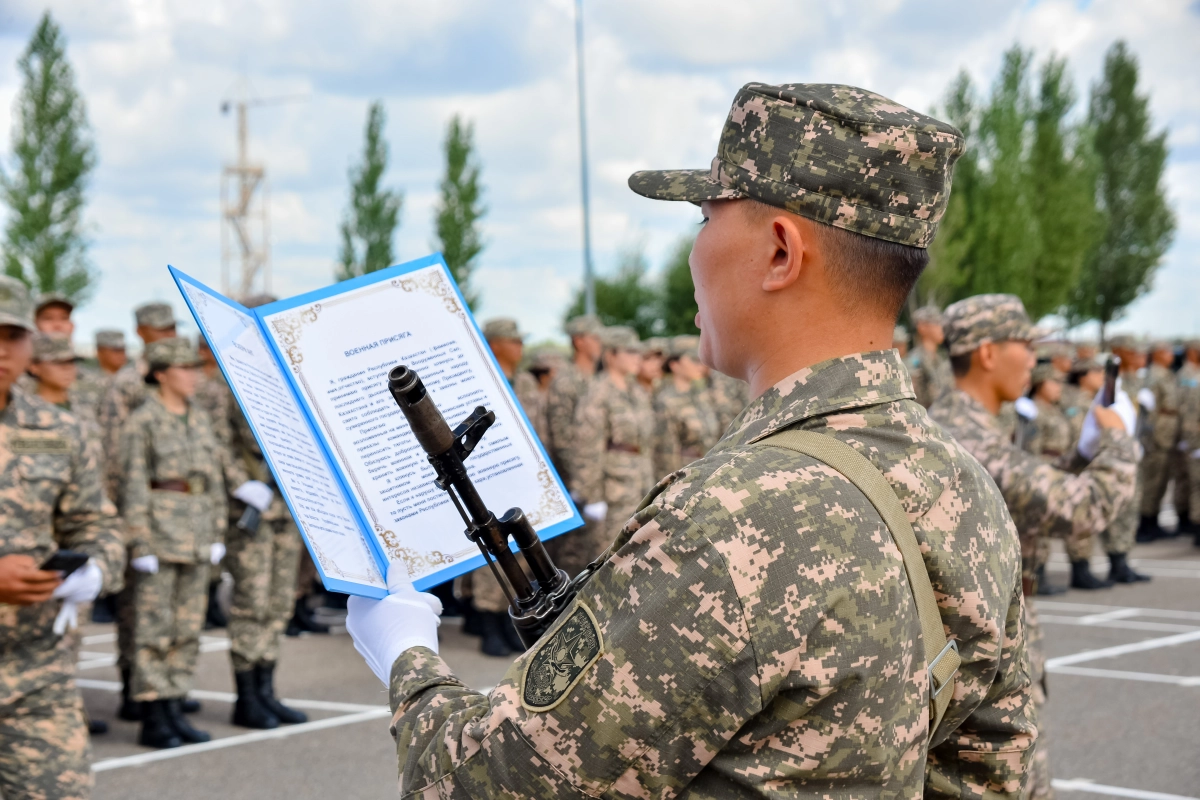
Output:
top-left (1053, 778), bottom-right (1198, 799)
top-left (1077, 608), bottom-right (1142, 624)
top-left (1039, 616), bottom-right (1200, 634)
top-left (76, 638), bottom-right (231, 671)
top-left (76, 679), bottom-right (384, 713)
top-left (1036, 601), bottom-right (1200, 622)
top-left (1046, 630), bottom-right (1200, 668)
top-left (82, 632), bottom-right (117, 645)
top-left (91, 707), bottom-right (392, 773)
top-left (1047, 666), bottom-right (1200, 687)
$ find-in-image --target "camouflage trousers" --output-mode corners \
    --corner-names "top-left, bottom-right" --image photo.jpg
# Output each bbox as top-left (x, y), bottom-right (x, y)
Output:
top-left (1171, 449), bottom-right (1190, 523)
top-left (1189, 453), bottom-right (1200, 526)
top-left (0, 617), bottom-right (92, 800)
top-left (1025, 601), bottom-right (1055, 800)
top-left (226, 517), bottom-right (301, 672)
top-left (1139, 443), bottom-right (1173, 518)
top-left (115, 557), bottom-right (137, 671)
top-left (1102, 474), bottom-right (1141, 556)
top-left (1065, 528), bottom-right (1094, 562)
top-left (132, 561), bottom-right (210, 701)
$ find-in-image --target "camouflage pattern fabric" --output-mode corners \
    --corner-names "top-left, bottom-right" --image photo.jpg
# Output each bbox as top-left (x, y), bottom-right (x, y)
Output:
top-left (569, 374), bottom-right (656, 547)
top-left (652, 379), bottom-right (720, 477)
top-left (1059, 387), bottom-right (1097, 561)
top-left (706, 369), bottom-right (750, 436)
top-left (387, 351), bottom-right (1034, 799)
top-left (1, 387), bottom-right (125, 800)
top-left (903, 345), bottom-right (954, 409)
top-left (512, 371), bottom-right (547, 447)
top-left (930, 390), bottom-right (1135, 554)
top-left (943, 294), bottom-right (1047, 357)
top-left (545, 360), bottom-right (592, 486)
top-left (1027, 399), bottom-right (1073, 464)
top-left (1103, 481), bottom-right (1140, 556)
top-left (628, 83), bottom-right (965, 249)
top-left (1024, 602), bottom-right (1054, 800)
top-left (98, 359), bottom-right (149, 503)
top-left (117, 394), bottom-right (227, 563)
top-left (1139, 363), bottom-right (1181, 518)
top-left (69, 365), bottom-right (108, 425)
top-left (131, 561), bottom-right (210, 700)
top-left (1179, 366), bottom-right (1200, 526)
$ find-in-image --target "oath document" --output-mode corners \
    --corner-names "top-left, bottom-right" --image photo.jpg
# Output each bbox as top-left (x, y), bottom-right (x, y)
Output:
top-left (171, 255), bottom-right (582, 597)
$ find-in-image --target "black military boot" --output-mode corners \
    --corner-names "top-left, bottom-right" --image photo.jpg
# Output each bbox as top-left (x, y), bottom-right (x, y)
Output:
top-left (165, 698), bottom-right (211, 743)
top-left (138, 700), bottom-right (183, 749)
top-left (1035, 564), bottom-right (1067, 595)
top-left (1070, 559), bottom-right (1113, 590)
top-left (1135, 515), bottom-right (1163, 543)
top-left (204, 580), bottom-right (228, 629)
top-left (255, 662), bottom-right (307, 724)
top-left (232, 670), bottom-right (279, 729)
top-left (1108, 552), bottom-right (1152, 583)
top-left (480, 612), bottom-right (513, 658)
top-left (461, 605), bottom-right (483, 637)
top-left (179, 697), bottom-right (201, 714)
top-left (285, 596), bottom-right (330, 637)
top-left (118, 667), bottom-right (143, 721)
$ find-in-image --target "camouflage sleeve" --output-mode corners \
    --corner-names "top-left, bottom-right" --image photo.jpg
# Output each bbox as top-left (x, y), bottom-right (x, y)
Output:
top-left (117, 415), bottom-right (152, 559)
top-left (56, 424), bottom-right (126, 594)
top-left (652, 399), bottom-right (681, 478)
top-left (546, 374), bottom-right (577, 475)
top-left (986, 426), bottom-right (1137, 543)
top-left (926, 576), bottom-right (1035, 799)
top-left (569, 386), bottom-right (608, 504)
top-left (910, 362), bottom-right (931, 408)
top-left (98, 380), bottom-right (138, 501)
top-left (387, 503), bottom-right (758, 798)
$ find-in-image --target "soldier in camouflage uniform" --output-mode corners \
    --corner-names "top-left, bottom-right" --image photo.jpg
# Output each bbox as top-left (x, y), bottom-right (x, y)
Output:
top-left (705, 367), bottom-right (750, 435)
top-left (26, 335), bottom-right (98, 434)
top-left (1178, 341), bottom-right (1200, 542)
top-left (1103, 335), bottom-right (1152, 580)
top-left (1024, 363), bottom-right (1074, 595)
top-left (348, 83), bottom-right (1037, 798)
top-left (96, 302), bottom-right (179, 719)
top-left (904, 305), bottom-right (953, 408)
top-left (1138, 341), bottom-right (1181, 539)
top-left (193, 335), bottom-right (232, 630)
top-left (930, 294), bottom-right (1138, 800)
top-left (569, 325), bottom-right (655, 564)
top-left (637, 337), bottom-right (667, 395)
top-left (0, 277), bottom-right (125, 800)
top-left (1059, 356), bottom-right (1114, 588)
top-left (893, 323), bottom-right (909, 358)
top-left (118, 337), bottom-right (227, 748)
top-left (652, 335), bottom-right (720, 477)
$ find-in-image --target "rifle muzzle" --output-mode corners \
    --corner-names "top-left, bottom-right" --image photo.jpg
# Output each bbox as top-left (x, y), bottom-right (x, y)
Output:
top-left (388, 365), bottom-right (456, 455)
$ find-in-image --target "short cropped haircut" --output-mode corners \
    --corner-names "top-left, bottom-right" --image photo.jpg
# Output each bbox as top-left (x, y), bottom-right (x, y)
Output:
top-left (744, 200), bottom-right (929, 319)
top-left (950, 352), bottom-right (973, 378)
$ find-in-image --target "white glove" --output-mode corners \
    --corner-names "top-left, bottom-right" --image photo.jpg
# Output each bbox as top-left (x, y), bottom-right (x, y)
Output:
top-left (582, 501), bottom-right (608, 522)
top-left (1179, 441), bottom-right (1190, 453)
top-left (1136, 387), bottom-right (1156, 412)
top-left (51, 561), bottom-right (103, 635)
top-left (1077, 408), bottom-right (1101, 460)
top-left (346, 562), bottom-right (443, 686)
top-left (1192, 449), bottom-right (1200, 460)
top-left (1014, 396), bottom-right (1039, 421)
top-left (131, 555), bottom-right (159, 574)
top-left (209, 542), bottom-right (226, 565)
top-left (1111, 389), bottom-right (1138, 437)
top-left (232, 480), bottom-right (274, 512)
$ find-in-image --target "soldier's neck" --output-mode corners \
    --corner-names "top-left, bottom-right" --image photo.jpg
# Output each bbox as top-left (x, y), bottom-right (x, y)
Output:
top-left (158, 387), bottom-right (188, 415)
top-left (606, 371), bottom-right (628, 391)
top-left (37, 384), bottom-right (69, 406)
top-left (919, 339), bottom-right (940, 354)
top-left (573, 352), bottom-right (596, 376)
top-left (956, 372), bottom-right (1004, 416)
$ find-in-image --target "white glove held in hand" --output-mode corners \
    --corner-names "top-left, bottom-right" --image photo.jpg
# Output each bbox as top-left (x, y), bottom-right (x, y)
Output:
top-left (1111, 389), bottom-right (1138, 437)
top-left (232, 480), bottom-right (274, 512)
top-left (51, 561), bottom-right (103, 635)
top-left (1079, 389), bottom-right (1139, 459)
top-left (131, 555), bottom-right (159, 574)
top-left (346, 563), bottom-right (443, 686)
top-left (582, 501), bottom-right (608, 522)
top-left (1014, 396), bottom-right (1039, 421)
top-left (1136, 387), bottom-right (1156, 412)
top-left (209, 542), bottom-right (226, 565)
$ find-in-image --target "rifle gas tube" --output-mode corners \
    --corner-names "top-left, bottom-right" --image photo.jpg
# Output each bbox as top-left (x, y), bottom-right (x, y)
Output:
top-left (386, 365), bottom-right (574, 647)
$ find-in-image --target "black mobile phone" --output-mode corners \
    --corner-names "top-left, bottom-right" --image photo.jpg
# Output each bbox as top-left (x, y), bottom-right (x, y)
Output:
top-left (40, 549), bottom-right (89, 578)
top-left (1100, 356), bottom-right (1120, 407)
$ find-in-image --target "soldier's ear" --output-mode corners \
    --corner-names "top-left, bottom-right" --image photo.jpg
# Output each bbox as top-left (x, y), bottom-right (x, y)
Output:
top-left (975, 342), bottom-right (998, 373)
top-left (761, 214), bottom-right (808, 293)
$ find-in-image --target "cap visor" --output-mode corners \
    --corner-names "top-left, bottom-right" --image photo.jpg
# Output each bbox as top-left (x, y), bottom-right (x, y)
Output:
top-left (628, 169), bottom-right (744, 204)
top-left (0, 312), bottom-right (34, 332)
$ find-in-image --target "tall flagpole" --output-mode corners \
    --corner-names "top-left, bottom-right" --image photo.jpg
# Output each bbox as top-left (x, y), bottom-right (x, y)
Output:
top-left (574, 0), bottom-right (596, 316)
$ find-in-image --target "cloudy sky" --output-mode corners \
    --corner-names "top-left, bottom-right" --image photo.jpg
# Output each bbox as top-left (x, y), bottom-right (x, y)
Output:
top-left (1, 0), bottom-right (1197, 348)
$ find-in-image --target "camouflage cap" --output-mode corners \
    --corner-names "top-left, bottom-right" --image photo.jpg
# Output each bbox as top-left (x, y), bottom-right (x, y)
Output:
top-left (644, 337), bottom-right (669, 356)
top-left (1108, 334), bottom-right (1142, 352)
top-left (482, 317), bottom-right (524, 342)
top-left (943, 294), bottom-right (1048, 357)
top-left (34, 292), bottom-right (75, 316)
top-left (31, 334), bottom-right (78, 363)
top-left (1071, 356), bottom-right (1104, 373)
top-left (600, 326), bottom-right (643, 353)
top-left (912, 305), bottom-right (944, 325)
top-left (564, 314), bottom-right (603, 338)
top-left (0, 276), bottom-right (35, 331)
top-left (1030, 362), bottom-right (1063, 386)
top-left (529, 349), bottom-right (564, 371)
top-left (669, 335), bottom-right (701, 360)
top-left (144, 337), bottom-right (202, 370)
top-left (1148, 339), bottom-right (1173, 354)
top-left (893, 324), bottom-right (909, 344)
top-left (135, 302), bottom-right (176, 330)
top-left (1037, 342), bottom-right (1072, 360)
top-left (95, 329), bottom-right (126, 349)
top-left (628, 83), bottom-right (965, 248)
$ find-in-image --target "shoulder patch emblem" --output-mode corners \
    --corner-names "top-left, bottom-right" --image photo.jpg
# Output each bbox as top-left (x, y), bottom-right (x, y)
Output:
top-left (9, 436), bottom-right (71, 455)
top-left (521, 603), bottom-right (603, 712)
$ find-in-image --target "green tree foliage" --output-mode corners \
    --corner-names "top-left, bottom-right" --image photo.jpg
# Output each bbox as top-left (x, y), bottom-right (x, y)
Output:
top-left (564, 248), bottom-right (661, 339)
top-left (434, 115), bottom-right (485, 309)
top-left (337, 101), bottom-right (403, 280)
top-left (1066, 42), bottom-right (1174, 342)
top-left (2, 12), bottom-right (96, 303)
top-left (658, 236), bottom-right (699, 336)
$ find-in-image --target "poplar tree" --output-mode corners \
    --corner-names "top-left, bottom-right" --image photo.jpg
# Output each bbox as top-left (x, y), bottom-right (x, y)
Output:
top-left (337, 102), bottom-right (403, 280)
top-left (433, 116), bottom-right (485, 309)
top-left (2, 12), bottom-right (96, 302)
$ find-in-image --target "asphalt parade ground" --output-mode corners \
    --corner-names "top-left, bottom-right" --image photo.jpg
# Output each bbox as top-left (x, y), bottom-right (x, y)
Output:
top-left (80, 536), bottom-right (1200, 800)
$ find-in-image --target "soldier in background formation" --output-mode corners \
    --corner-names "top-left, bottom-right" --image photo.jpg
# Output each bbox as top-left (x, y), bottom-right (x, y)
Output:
top-left (905, 304), bottom-right (954, 409)
top-left (0, 276), bottom-right (125, 800)
top-left (1178, 341), bottom-right (1200, 544)
top-left (1139, 341), bottom-right (1181, 541)
top-left (892, 323), bottom-right (908, 358)
top-left (930, 294), bottom-right (1138, 800)
top-left (652, 335), bottom-right (720, 478)
top-left (1102, 336), bottom-right (1153, 581)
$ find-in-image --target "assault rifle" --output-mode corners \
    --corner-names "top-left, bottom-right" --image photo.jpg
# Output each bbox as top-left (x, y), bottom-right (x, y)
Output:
top-left (386, 365), bottom-right (574, 648)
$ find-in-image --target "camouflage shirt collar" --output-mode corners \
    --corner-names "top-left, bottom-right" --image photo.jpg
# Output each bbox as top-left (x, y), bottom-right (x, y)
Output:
top-left (942, 389), bottom-right (1001, 430)
top-left (717, 349), bottom-right (915, 449)
top-left (2, 386), bottom-right (56, 430)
